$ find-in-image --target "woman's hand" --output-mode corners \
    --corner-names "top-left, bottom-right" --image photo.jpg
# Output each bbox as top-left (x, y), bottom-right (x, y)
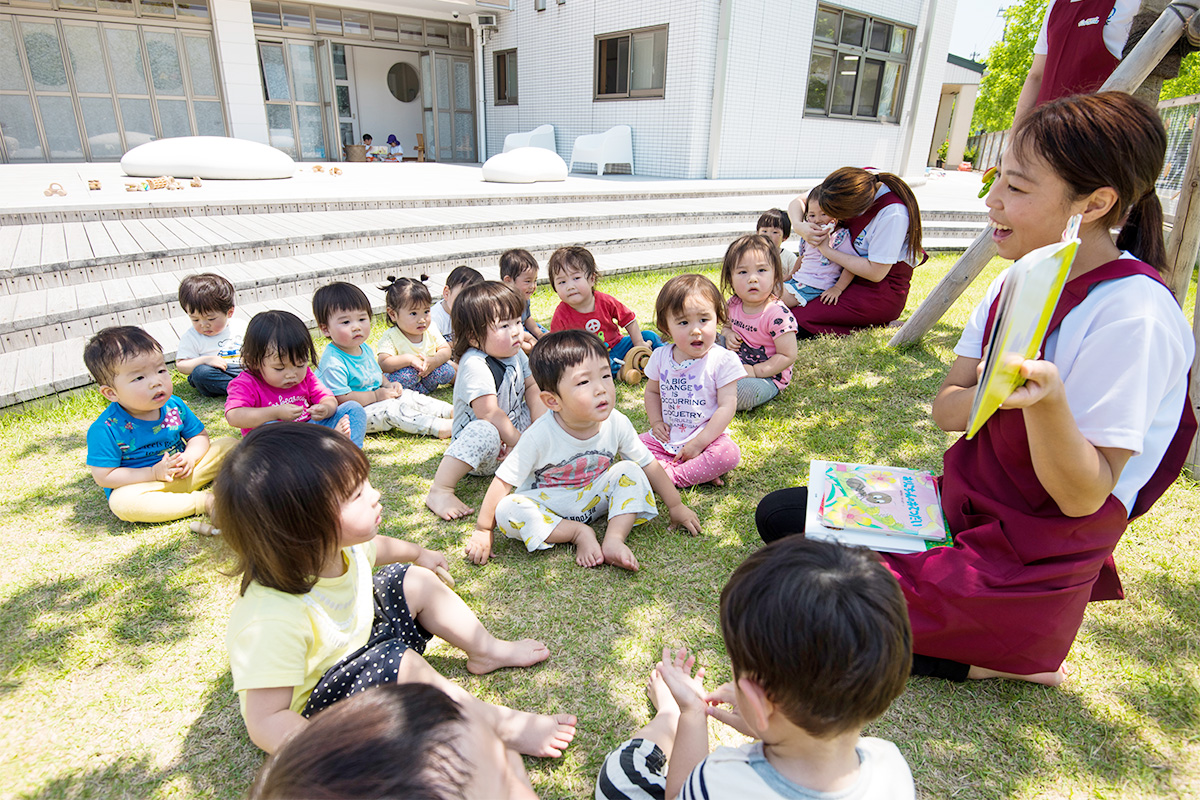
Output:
top-left (1000, 359), bottom-right (1065, 409)
top-left (794, 220), bottom-right (829, 247)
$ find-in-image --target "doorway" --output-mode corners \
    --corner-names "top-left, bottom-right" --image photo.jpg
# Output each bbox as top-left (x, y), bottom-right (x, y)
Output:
top-left (421, 51), bottom-right (476, 162)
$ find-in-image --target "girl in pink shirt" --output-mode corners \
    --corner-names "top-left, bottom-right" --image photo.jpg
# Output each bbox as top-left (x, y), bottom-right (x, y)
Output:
top-left (225, 310), bottom-right (366, 447)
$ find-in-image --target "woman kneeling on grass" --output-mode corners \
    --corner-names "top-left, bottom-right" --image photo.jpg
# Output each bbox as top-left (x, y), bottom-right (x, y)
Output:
top-left (759, 92), bottom-right (1196, 684)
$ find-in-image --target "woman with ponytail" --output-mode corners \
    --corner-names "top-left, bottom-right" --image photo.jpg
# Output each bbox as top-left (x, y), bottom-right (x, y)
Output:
top-left (785, 167), bottom-right (924, 336)
top-left (760, 93), bottom-right (1196, 684)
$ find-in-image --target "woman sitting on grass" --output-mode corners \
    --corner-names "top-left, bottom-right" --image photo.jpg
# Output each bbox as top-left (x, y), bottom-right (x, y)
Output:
top-left (759, 92), bottom-right (1196, 685)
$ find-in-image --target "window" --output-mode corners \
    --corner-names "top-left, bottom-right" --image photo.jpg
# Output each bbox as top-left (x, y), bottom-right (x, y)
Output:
top-left (495, 48), bottom-right (516, 105)
top-left (594, 25), bottom-right (665, 100)
top-left (806, 5), bottom-right (910, 122)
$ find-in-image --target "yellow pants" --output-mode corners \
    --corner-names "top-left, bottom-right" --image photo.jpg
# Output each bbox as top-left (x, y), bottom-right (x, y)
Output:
top-left (107, 437), bottom-right (239, 523)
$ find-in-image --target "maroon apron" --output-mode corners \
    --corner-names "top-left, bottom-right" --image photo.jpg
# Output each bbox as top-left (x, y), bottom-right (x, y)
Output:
top-left (792, 191), bottom-right (916, 336)
top-left (1035, 0), bottom-right (1120, 106)
top-left (881, 259), bottom-right (1197, 673)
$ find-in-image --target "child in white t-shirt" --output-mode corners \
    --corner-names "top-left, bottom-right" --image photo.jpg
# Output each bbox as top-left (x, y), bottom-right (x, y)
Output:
top-left (174, 273), bottom-right (246, 397)
top-left (467, 330), bottom-right (701, 572)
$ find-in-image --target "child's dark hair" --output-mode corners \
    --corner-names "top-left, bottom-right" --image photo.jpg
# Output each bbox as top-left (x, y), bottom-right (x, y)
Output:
top-left (450, 281), bottom-right (526, 361)
top-left (444, 265), bottom-right (484, 291)
top-left (313, 281), bottom-right (371, 327)
top-left (250, 684), bottom-right (470, 800)
top-left (215, 424), bottom-right (370, 596)
top-left (756, 208), bottom-right (791, 239)
top-left (818, 168), bottom-right (922, 260)
top-left (655, 274), bottom-right (728, 336)
top-left (803, 186), bottom-right (827, 220)
top-left (178, 273), bottom-right (235, 315)
top-left (84, 326), bottom-right (162, 386)
top-left (720, 537), bottom-right (912, 737)
top-left (499, 248), bottom-right (539, 281)
top-left (547, 245), bottom-right (598, 283)
top-left (530, 329), bottom-right (610, 391)
top-left (380, 274), bottom-right (433, 325)
top-left (720, 234), bottom-right (784, 299)
top-left (1013, 91), bottom-right (1167, 271)
top-left (241, 310), bottom-right (317, 375)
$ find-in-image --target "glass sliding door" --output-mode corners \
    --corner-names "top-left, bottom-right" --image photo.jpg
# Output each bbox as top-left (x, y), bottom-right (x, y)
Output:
top-left (418, 50), bottom-right (475, 163)
top-left (257, 38), bottom-right (328, 159)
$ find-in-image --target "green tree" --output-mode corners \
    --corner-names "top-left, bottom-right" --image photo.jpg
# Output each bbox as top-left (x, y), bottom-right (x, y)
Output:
top-left (971, 0), bottom-right (1049, 132)
top-left (1162, 52), bottom-right (1200, 100)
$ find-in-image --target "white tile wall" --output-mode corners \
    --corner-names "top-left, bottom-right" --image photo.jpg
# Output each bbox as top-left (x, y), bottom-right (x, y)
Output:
top-left (482, 0), bottom-right (955, 180)
top-left (212, 0), bottom-right (270, 143)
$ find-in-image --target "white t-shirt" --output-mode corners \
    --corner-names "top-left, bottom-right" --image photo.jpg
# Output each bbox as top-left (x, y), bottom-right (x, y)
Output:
top-left (679, 739), bottom-right (914, 800)
top-left (645, 343), bottom-right (745, 453)
top-left (496, 408), bottom-right (653, 493)
top-left (175, 318), bottom-right (247, 366)
top-left (955, 258), bottom-right (1194, 513)
top-left (452, 347), bottom-right (532, 438)
top-left (432, 301), bottom-right (453, 341)
top-left (1034, 0), bottom-right (1138, 60)
top-left (852, 186), bottom-right (913, 266)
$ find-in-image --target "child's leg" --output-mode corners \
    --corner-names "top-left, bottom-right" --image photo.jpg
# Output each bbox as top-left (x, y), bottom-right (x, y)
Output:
top-left (362, 400), bottom-right (394, 434)
top-left (385, 392), bottom-right (453, 438)
top-left (386, 366), bottom-right (423, 391)
top-left (596, 461), bottom-right (657, 571)
top-left (186, 436), bottom-right (239, 489)
top-left (426, 420), bottom-right (502, 519)
top-left (734, 377), bottom-right (779, 411)
top-left (661, 433), bottom-right (741, 488)
top-left (310, 402), bottom-right (367, 447)
top-left (108, 481), bottom-right (210, 523)
top-left (609, 336), bottom-right (633, 375)
top-left (187, 364), bottom-right (235, 397)
top-left (419, 361), bottom-right (456, 393)
top-left (495, 493), bottom-right (603, 567)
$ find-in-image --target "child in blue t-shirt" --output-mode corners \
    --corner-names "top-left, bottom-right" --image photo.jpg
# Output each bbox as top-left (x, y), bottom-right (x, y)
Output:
top-left (313, 282), bottom-right (452, 439)
top-left (84, 326), bottom-right (237, 525)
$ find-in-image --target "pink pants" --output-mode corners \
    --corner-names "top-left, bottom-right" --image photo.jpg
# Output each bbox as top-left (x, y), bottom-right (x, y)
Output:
top-left (639, 431), bottom-right (740, 488)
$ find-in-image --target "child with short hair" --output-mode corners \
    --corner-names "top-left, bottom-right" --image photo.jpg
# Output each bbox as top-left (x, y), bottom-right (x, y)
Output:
top-left (425, 282), bottom-right (546, 521)
top-left (220, 424), bottom-right (571, 756)
top-left (596, 537), bottom-right (915, 800)
top-left (376, 275), bottom-right (455, 394)
top-left (432, 265), bottom-right (484, 344)
top-left (721, 234), bottom-right (799, 412)
top-left (313, 281), bottom-right (453, 439)
top-left (548, 246), bottom-right (663, 374)
top-left (756, 208), bottom-right (797, 275)
top-left (84, 326), bottom-right (237, 524)
top-left (781, 187), bottom-right (857, 309)
top-left (642, 275), bottom-right (743, 488)
top-left (225, 310), bottom-right (366, 447)
top-left (174, 272), bottom-right (246, 397)
top-left (499, 248), bottom-right (545, 352)
top-left (467, 329), bottom-right (701, 572)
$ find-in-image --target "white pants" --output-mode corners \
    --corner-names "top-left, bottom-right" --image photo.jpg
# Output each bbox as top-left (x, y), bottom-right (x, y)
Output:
top-left (363, 390), bottom-right (452, 437)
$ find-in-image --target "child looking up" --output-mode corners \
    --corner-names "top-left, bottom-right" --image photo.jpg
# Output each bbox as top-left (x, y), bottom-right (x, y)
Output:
top-left (425, 282), bottom-right (546, 521)
top-left (84, 326), bottom-right (237, 524)
top-left (221, 424), bottom-right (570, 756)
top-left (225, 310), bottom-right (366, 447)
top-left (642, 275), bottom-right (743, 488)
top-left (433, 265), bottom-right (484, 345)
top-left (721, 235), bottom-right (799, 412)
top-left (313, 281), bottom-right (452, 439)
top-left (755, 208), bottom-right (797, 275)
top-left (174, 273), bottom-right (245, 397)
top-left (596, 537), bottom-right (914, 800)
top-left (782, 188), bottom-right (856, 309)
top-left (548, 246), bottom-right (662, 375)
top-left (500, 248), bottom-right (546, 353)
top-left (376, 275), bottom-right (455, 394)
top-left (467, 330), bottom-right (701, 571)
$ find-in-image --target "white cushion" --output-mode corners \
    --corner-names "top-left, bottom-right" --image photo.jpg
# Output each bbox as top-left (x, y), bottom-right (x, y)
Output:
top-left (481, 146), bottom-right (568, 183)
top-left (121, 136), bottom-right (296, 180)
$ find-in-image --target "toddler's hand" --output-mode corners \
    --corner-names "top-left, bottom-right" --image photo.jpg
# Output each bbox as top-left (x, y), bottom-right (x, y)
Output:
top-left (703, 681), bottom-right (756, 737)
top-left (415, 546), bottom-right (450, 573)
top-left (207, 355), bottom-right (229, 371)
top-left (724, 331), bottom-right (743, 351)
top-left (153, 452), bottom-right (182, 482)
top-left (674, 438), bottom-right (704, 463)
top-left (668, 503), bottom-right (702, 536)
top-left (171, 451), bottom-right (197, 479)
top-left (651, 422), bottom-right (671, 443)
top-left (465, 529), bottom-right (493, 565)
top-left (276, 403), bottom-right (306, 422)
top-left (657, 646), bottom-right (707, 715)
top-left (308, 402), bottom-right (331, 421)
top-left (819, 287), bottom-right (843, 305)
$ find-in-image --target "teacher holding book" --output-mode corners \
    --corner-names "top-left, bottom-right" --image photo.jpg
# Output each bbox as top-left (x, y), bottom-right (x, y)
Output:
top-left (758, 92), bottom-right (1195, 685)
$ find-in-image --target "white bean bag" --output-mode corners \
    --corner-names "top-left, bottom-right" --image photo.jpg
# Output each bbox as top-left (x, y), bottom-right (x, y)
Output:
top-left (121, 136), bottom-right (295, 180)
top-left (481, 146), bottom-right (568, 183)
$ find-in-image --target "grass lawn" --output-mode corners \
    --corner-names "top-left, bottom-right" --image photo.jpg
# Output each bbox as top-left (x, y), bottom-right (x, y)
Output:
top-left (1, 255), bottom-right (1198, 799)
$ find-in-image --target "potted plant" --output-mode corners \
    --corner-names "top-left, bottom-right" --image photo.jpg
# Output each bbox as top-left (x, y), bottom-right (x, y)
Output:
top-left (936, 139), bottom-right (948, 168)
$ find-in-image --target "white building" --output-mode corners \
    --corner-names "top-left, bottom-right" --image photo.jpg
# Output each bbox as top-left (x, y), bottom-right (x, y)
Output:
top-left (0, 0), bottom-right (955, 178)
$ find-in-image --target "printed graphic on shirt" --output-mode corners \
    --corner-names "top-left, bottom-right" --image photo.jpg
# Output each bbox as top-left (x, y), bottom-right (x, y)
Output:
top-left (530, 449), bottom-right (613, 489)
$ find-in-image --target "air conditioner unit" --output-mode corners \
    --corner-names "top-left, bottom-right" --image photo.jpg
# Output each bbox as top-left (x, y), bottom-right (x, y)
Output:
top-left (477, 14), bottom-right (497, 26)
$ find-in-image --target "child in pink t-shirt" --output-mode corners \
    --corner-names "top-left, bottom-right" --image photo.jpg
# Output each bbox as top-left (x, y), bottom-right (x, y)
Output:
top-left (225, 310), bottom-right (366, 447)
top-left (721, 235), bottom-right (799, 412)
top-left (641, 275), bottom-right (744, 487)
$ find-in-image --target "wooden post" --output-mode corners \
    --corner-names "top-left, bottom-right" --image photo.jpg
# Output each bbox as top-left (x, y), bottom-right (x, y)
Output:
top-left (1163, 105), bottom-right (1200, 303)
top-left (890, 3), bottom-right (1191, 348)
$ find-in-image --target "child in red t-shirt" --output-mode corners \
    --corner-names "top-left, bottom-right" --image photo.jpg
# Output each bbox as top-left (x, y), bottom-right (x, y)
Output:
top-left (547, 246), bottom-right (661, 373)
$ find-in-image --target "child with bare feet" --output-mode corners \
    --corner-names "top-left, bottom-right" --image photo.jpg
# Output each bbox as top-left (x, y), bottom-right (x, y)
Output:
top-left (467, 330), bottom-right (701, 571)
top-left (426, 282), bottom-right (547, 520)
top-left (220, 424), bottom-right (556, 755)
top-left (252, 683), bottom-right (573, 800)
top-left (642, 275), bottom-right (743, 488)
top-left (596, 537), bottom-right (915, 799)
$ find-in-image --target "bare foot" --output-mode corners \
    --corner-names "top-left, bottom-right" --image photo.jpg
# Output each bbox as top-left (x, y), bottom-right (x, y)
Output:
top-left (466, 638), bottom-right (550, 675)
top-left (426, 486), bottom-right (474, 520)
top-left (335, 416), bottom-right (352, 437)
top-left (708, 476), bottom-right (725, 486)
top-left (495, 710), bottom-right (577, 758)
top-left (437, 419), bottom-right (453, 439)
top-left (968, 665), bottom-right (1066, 686)
top-left (602, 538), bottom-right (640, 571)
top-left (647, 667), bottom-right (680, 718)
top-left (560, 521), bottom-right (603, 568)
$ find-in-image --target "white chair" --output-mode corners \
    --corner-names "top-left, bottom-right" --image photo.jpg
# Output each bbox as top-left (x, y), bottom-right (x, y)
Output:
top-left (502, 124), bottom-right (556, 153)
top-left (568, 125), bottom-right (633, 175)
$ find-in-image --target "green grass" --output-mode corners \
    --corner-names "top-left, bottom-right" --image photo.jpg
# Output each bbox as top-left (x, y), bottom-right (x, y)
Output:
top-left (1, 256), bottom-right (1198, 799)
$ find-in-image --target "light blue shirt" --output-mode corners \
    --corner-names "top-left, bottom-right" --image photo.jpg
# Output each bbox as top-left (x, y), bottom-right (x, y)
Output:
top-left (317, 343), bottom-right (383, 395)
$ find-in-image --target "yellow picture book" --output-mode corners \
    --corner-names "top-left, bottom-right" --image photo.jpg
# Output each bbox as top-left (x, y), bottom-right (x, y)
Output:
top-left (965, 217), bottom-right (1081, 439)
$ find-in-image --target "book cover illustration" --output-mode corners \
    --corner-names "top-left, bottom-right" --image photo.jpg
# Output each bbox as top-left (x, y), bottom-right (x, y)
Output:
top-left (818, 462), bottom-right (948, 541)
